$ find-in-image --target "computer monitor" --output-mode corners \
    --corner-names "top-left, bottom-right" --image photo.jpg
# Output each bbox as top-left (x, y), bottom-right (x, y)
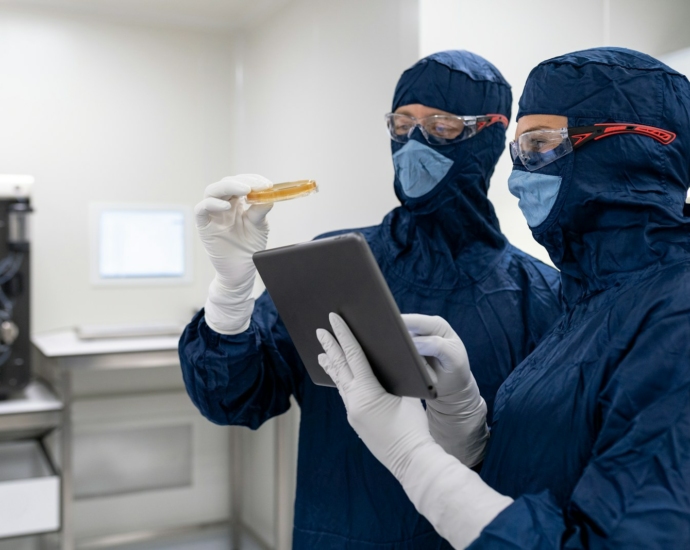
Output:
top-left (89, 203), bottom-right (193, 286)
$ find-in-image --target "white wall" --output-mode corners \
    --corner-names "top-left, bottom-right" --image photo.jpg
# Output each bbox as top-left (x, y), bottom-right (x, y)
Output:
top-left (420, 0), bottom-right (690, 265)
top-left (234, 0), bottom-right (419, 544)
top-left (661, 46), bottom-right (690, 77)
top-left (0, 5), bottom-right (235, 333)
top-left (0, 1), bottom-right (421, 546)
top-left (238, 0), bottom-right (419, 251)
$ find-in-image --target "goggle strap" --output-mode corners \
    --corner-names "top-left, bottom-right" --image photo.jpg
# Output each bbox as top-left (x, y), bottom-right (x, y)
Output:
top-left (477, 114), bottom-right (509, 131)
top-left (569, 123), bottom-right (676, 149)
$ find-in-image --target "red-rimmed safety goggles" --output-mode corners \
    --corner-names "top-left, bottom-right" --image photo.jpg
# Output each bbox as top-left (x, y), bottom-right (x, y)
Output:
top-left (386, 113), bottom-right (508, 146)
top-left (510, 122), bottom-right (677, 171)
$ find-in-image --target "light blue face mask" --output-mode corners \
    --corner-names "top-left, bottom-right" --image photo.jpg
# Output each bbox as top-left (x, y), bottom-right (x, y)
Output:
top-left (508, 170), bottom-right (562, 227)
top-left (393, 140), bottom-right (454, 198)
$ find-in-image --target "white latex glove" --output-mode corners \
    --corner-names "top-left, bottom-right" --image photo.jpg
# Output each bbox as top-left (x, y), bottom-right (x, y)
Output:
top-left (316, 313), bottom-right (435, 480)
top-left (195, 174), bottom-right (273, 334)
top-left (316, 313), bottom-right (513, 549)
top-left (403, 314), bottom-right (489, 467)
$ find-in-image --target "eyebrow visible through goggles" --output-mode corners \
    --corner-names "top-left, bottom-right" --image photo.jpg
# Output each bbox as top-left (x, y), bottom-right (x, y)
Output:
top-left (517, 124), bottom-right (554, 136)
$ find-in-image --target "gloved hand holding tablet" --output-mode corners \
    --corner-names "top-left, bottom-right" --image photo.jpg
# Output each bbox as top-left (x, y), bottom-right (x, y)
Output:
top-left (252, 232), bottom-right (437, 399)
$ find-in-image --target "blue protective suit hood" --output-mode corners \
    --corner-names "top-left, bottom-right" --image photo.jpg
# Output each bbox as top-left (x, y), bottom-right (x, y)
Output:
top-left (472, 49), bottom-right (690, 549)
top-left (386, 51), bottom-right (512, 287)
top-left (517, 47), bottom-right (690, 305)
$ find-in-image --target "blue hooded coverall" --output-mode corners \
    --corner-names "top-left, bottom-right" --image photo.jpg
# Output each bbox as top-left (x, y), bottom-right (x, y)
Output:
top-left (469, 48), bottom-right (690, 548)
top-left (180, 51), bottom-right (562, 549)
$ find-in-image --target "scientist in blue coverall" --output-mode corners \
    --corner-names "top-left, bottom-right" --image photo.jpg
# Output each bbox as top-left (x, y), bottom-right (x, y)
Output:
top-left (179, 50), bottom-right (562, 549)
top-left (317, 47), bottom-right (690, 549)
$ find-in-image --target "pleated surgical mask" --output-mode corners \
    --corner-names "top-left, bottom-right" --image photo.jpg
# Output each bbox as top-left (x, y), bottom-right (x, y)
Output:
top-left (393, 140), bottom-right (454, 199)
top-left (508, 170), bottom-right (562, 228)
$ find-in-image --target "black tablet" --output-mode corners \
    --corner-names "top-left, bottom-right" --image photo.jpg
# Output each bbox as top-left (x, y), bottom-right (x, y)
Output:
top-left (253, 232), bottom-right (437, 399)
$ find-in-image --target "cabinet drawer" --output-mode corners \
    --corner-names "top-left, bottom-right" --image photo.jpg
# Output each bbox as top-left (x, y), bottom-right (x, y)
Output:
top-left (71, 392), bottom-right (229, 538)
top-left (0, 441), bottom-right (59, 538)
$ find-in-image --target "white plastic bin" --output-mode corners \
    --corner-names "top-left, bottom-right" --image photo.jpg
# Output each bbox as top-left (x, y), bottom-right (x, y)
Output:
top-left (0, 440), bottom-right (60, 538)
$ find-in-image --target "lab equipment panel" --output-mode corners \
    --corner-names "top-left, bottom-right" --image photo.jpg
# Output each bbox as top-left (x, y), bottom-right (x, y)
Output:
top-left (0, 197), bottom-right (31, 398)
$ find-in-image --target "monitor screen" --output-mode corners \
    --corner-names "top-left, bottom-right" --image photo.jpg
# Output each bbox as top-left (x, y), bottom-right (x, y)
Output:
top-left (92, 206), bottom-right (191, 283)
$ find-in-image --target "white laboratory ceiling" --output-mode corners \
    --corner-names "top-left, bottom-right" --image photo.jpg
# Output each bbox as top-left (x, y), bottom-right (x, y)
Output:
top-left (0, 0), bottom-right (292, 30)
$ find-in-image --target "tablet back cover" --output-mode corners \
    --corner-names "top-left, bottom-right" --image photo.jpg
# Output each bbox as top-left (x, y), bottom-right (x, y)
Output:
top-left (253, 232), bottom-right (435, 399)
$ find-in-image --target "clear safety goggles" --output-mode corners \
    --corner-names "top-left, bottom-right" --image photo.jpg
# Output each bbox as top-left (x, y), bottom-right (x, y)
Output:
top-left (386, 113), bottom-right (508, 146)
top-left (510, 123), bottom-right (677, 171)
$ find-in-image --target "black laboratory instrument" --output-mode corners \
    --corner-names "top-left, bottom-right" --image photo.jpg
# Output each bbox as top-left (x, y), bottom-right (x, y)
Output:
top-left (0, 180), bottom-right (32, 399)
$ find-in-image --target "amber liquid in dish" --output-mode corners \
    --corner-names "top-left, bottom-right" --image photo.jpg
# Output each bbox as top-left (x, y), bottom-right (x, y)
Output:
top-left (245, 180), bottom-right (318, 204)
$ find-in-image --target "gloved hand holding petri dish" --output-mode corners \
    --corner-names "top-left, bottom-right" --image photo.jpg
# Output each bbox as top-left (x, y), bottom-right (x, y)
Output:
top-left (245, 179), bottom-right (318, 204)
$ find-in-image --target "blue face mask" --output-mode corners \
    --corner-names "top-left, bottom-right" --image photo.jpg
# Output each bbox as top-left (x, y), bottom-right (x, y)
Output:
top-left (508, 169), bottom-right (562, 227)
top-left (393, 140), bottom-right (454, 198)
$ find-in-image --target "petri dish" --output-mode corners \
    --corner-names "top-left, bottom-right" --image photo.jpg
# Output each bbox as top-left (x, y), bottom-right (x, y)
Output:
top-left (246, 180), bottom-right (318, 205)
